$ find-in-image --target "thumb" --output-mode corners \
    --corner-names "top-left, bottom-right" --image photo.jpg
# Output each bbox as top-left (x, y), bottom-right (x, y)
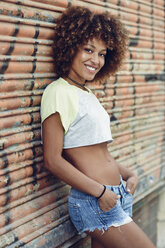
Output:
top-left (126, 187), bottom-right (131, 193)
top-left (126, 182), bottom-right (132, 193)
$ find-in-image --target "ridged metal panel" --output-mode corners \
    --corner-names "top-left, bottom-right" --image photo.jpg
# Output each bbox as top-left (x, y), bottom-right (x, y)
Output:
top-left (0, 0), bottom-right (164, 247)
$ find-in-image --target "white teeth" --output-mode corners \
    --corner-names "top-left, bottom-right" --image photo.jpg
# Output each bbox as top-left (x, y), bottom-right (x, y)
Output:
top-left (86, 66), bottom-right (96, 71)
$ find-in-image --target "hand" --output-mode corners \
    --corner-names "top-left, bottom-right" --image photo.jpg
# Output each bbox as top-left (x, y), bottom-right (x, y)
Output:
top-left (98, 188), bottom-right (120, 212)
top-left (126, 175), bottom-right (138, 195)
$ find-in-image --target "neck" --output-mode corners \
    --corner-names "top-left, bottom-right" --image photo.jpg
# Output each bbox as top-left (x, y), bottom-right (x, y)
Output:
top-left (65, 75), bottom-right (86, 90)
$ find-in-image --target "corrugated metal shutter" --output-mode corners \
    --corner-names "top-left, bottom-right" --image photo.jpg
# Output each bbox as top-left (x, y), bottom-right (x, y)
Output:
top-left (0, 0), bottom-right (164, 247)
top-left (79, 0), bottom-right (165, 200)
top-left (0, 1), bottom-right (74, 247)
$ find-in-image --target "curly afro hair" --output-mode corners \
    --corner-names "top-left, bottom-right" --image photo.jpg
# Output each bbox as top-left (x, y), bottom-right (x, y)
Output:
top-left (53, 6), bottom-right (128, 82)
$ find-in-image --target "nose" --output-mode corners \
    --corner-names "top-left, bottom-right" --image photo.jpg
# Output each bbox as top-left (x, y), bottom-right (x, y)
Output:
top-left (91, 52), bottom-right (99, 65)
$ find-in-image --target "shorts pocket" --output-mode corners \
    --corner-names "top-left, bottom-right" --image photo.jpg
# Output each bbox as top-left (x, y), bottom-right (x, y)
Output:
top-left (97, 199), bottom-right (119, 214)
top-left (68, 200), bottom-right (84, 232)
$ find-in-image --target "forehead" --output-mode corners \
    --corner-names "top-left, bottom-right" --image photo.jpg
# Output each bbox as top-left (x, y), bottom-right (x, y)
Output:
top-left (85, 38), bottom-right (107, 50)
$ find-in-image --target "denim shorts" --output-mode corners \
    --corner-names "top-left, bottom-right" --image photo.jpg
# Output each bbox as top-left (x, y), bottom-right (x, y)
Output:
top-left (68, 176), bottom-right (133, 234)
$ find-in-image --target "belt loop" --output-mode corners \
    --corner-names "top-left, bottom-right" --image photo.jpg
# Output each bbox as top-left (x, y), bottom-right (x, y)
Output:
top-left (119, 184), bottom-right (123, 198)
top-left (119, 179), bottom-right (124, 197)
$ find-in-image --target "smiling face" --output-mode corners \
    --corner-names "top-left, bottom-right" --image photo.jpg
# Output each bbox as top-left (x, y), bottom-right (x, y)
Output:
top-left (68, 38), bottom-right (107, 83)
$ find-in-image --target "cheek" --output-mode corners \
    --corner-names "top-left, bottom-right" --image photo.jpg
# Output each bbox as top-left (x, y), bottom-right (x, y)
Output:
top-left (80, 52), bottom-right (89, 61)
top-left (72, 53), bottom-right (87, 68)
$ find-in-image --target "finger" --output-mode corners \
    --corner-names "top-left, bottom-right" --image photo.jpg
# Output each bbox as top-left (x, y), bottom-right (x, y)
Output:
top-left (127, 185), bottom-right (134, 194)
top-left (126, 187), bottom-right (131, 193)
top-left (126, 182), bottom-right (133, 192)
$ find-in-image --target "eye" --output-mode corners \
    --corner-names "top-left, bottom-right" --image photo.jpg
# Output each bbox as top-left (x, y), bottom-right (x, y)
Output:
top-left (99, 53), bottom-right (106, 58)
top-left (84, 48), bottom-right (93, 53)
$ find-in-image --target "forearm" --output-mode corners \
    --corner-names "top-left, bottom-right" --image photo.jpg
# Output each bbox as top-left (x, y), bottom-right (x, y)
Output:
top-left (44, 156), bottom-right (103, 197)
top-left (118, 163), bottom-right (137, 181)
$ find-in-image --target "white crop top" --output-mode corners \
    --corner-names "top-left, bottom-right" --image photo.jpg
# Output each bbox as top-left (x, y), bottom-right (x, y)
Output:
top-left (41, 77), bottom-right (113, 149)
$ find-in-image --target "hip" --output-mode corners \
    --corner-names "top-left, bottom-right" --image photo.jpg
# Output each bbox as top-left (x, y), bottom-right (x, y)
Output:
top-left (68, 176), bottom-right (133, 234)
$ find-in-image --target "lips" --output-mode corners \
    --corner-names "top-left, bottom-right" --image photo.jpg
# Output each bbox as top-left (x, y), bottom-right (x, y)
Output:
top-left (85, 64), bottom-right (98, 73)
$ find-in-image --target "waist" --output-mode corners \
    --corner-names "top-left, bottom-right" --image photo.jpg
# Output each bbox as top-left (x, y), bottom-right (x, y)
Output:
top-left (64, 144), bottom-right (121, 185)
top-left (80, 163), bottom-right (121, 185)
top-left (69, 176), bottom-right (125, 199)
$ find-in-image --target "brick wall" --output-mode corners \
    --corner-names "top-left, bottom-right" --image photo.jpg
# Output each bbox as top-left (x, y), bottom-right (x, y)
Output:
top-left (0, 0), bottom-right (164, 247)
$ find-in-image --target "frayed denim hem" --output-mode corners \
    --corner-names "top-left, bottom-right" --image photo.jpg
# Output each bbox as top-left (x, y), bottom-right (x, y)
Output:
top-left (78, 216), bottom-right (133, 235)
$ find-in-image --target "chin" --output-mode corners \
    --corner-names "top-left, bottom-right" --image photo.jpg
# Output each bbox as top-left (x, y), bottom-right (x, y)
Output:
top-left (85, 74), bottom-right (96, 81)
top-left (87, 78), bottom-right (95, 82)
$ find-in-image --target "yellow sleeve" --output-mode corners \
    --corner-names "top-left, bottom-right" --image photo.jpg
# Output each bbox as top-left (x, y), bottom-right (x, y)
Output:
top-left (40, 82), bottom-right (78, 134)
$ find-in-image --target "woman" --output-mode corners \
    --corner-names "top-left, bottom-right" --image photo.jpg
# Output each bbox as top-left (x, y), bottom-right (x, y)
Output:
top-left (41, 6), bottom-right (156, 248)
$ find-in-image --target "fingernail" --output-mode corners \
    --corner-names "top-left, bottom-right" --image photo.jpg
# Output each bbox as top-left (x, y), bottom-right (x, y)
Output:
top-left (127, 188), bottom-right (130, 192)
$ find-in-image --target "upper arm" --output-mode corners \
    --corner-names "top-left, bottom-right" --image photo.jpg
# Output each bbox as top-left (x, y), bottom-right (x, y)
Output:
top-left (42, 112), bottom-right (64, 164)
top-left (40, 83), bottom-right (78, 134)
top-left (40, 82), bottom-right (78, 165)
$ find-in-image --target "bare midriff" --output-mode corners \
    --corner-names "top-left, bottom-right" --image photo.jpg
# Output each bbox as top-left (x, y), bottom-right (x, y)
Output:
top-left (63, 142), bottom-right (121, 186)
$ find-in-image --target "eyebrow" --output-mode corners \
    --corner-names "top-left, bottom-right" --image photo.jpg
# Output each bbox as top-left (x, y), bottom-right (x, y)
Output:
top-left (86, 44), bottom-right (107, 52)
